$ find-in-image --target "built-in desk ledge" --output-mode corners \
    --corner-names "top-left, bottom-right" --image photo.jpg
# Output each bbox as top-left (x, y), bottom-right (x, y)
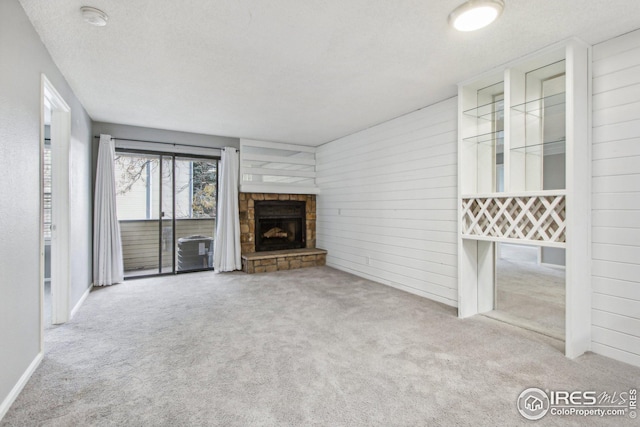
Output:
top-left (241, 248), bottom-right (327, 274)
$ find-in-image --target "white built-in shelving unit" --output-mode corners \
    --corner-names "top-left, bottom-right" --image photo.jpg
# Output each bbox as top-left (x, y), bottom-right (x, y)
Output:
top-left (457, 40), bottom-right (591, 358)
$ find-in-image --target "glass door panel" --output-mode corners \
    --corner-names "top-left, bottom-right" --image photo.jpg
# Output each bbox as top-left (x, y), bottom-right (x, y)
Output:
top-left (174, 157), bottom-right (217, 272)
top-left (114, 152), bottom-right (162, 277)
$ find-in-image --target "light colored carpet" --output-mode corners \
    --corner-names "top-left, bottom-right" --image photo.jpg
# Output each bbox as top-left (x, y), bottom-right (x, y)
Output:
top-left (2, 266), bottom-right (638, 426)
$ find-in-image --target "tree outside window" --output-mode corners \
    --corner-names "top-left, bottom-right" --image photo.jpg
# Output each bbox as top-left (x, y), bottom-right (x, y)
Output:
top-left (114, 153), bottom-right (217, 220)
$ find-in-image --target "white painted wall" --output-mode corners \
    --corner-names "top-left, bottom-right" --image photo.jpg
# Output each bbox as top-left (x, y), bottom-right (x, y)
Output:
top-left (316, 98), bottom-right (458, 307)
top-left (0, 0), bottom-right (93, 418)
top-left (591, 29), bottom-right (640, 367)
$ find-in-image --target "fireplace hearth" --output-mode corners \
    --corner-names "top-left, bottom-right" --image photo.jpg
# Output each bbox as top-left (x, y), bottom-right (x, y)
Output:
top-left (255, 201), bottom-right (306, 252)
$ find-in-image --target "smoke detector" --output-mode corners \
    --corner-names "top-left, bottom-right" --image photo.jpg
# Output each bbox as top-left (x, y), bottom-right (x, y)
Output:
top-left (81, 6), bottom-right (108, 27)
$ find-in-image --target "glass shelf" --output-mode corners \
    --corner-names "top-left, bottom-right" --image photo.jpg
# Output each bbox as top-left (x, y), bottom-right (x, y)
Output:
top-left (463, 99), bottom-right (505, 120)
top-left (510, 139), bottom-right (565, 156)
top-left (462, 131), bottom-right (504, 146)
top-left (463, 131), bottom-right (504, 146)
top-left (511, 92), bottom-right (565, 118)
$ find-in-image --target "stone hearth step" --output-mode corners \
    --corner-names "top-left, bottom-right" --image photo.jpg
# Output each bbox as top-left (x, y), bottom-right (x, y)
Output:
top-left (241, 248), bottom-right (327, 274)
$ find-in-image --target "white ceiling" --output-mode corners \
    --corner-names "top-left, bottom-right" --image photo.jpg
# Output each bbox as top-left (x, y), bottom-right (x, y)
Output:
top-left (19, 0), bottom-right (640, 146)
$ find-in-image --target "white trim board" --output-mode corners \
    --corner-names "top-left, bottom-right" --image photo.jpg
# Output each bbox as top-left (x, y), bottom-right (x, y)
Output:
top-left (70, 285), bottom-right (92, 320)
top-left (0, 352), bottom-right (43, 422)
top-left (240, 184), bottom-right (320, 195)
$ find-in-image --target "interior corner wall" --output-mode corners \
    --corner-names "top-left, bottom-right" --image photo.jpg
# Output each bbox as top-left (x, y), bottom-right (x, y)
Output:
top-left (316, 98), bottom-right (458, 307)
top-left (590, 28), bottom-right (640, 367)
top-left (0, 0), bottom-right (93, 415)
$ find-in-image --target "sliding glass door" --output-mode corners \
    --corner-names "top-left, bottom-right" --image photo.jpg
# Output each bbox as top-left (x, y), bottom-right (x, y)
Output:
top-left (174, 157), bottom-right (217, 272)
top-left (114, 151), bottom-right (218, 278)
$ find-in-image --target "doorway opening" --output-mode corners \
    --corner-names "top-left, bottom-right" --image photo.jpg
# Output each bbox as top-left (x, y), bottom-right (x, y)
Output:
top-left (114, 150), bottom-right (219, 278)
top-left (41, 75), bottom-right (71, 332)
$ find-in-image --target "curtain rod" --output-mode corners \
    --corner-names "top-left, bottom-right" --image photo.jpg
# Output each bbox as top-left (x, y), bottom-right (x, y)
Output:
top-left (93, 135), bottom-right (237, 151)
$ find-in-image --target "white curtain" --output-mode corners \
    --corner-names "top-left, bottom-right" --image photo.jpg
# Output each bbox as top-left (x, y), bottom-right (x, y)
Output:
top-left (93, 134), bottom-right (124, 285)
top-left (214, 147), bottom-right (242, 271)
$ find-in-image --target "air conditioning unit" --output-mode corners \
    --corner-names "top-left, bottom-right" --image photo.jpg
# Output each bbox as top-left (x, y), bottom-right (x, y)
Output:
top-left (177, 235), bottom-right (214, 271)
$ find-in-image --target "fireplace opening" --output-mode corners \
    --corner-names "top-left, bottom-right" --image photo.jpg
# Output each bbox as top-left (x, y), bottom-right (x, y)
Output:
top-left (255, 201), bottom-right (306, 252)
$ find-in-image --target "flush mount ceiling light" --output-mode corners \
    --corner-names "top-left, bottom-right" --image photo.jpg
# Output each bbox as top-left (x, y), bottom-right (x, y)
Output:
top-left (81, 6), bottom-right (108, 26)
top-left (448, 0), bottom-right (504, 32)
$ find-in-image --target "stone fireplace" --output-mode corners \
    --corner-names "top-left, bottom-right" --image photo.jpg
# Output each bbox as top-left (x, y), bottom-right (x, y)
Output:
top-left (238, 193), bottom-right (325, 273)
top-left (239, 193), bottom-right (316, 253)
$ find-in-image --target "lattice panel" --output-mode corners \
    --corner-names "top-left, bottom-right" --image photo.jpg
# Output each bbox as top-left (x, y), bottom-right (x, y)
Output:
top-left (461, 194), bottom-right (566, 245)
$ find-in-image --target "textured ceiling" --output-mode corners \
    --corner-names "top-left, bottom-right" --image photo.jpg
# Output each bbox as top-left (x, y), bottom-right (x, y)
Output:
top-left (18, 0), bottom-right (640, 145)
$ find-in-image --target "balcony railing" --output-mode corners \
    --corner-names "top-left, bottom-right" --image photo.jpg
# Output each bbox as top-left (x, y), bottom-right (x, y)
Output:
top-left (120, 218), bottom-right (216, 273)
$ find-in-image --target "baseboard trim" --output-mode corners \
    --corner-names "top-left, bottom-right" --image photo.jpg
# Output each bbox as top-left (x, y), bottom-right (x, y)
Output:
top-left (326, 262), bottom-right (458, 309)
top-left (70, 284), bottom-right (92, 320)
top-left (0, 352), bottom-right (43, 421)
